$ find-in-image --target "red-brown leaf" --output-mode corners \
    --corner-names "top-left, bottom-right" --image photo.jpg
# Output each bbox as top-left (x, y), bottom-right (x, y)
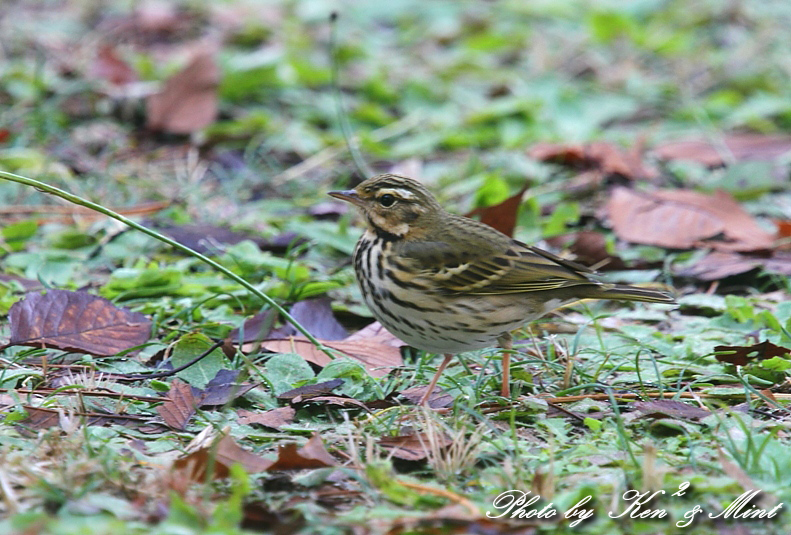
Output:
top-left (237, 407), bottom-right (295, 430)
top-left (146, 50), bottom-right (219, 134)
top-left (173, 432), bottom-right (274, 482)
top-left (632, 400), bottom-right (711, 421)
top-left (379, 432), bottom-right (453, 461)
top-left (606, 187), bottom-right (775, 252)
top-left (529, 141), bottom-right (658, 180)
top-left (652, 134), bottom-right (791, 167)
top-left (344, 321), bottom-right (406, 347)
top-left (266, 433), bottom-right (337, 470)
top-left (466, 187), bottom-right (527, 237)
top-left (7, 290), bottom-right (151, 356)
top-left (157, 380), bottom-right (198, 431)
top-left (259, 337), bottom-right (402, 378)
top-left (91, 45), bottom-right (138, 85)
top-left (714, 341), bottom-right (791, 366)
top-left (277, 379), bottom-right (345, 401)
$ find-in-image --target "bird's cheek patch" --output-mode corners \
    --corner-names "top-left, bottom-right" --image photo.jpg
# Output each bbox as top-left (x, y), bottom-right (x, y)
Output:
top-left (369, 213), bottom-right (408, 237)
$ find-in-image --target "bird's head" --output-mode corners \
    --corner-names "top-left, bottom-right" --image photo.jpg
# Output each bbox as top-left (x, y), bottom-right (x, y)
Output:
top-left (329, 174), bottom-right (442, 240)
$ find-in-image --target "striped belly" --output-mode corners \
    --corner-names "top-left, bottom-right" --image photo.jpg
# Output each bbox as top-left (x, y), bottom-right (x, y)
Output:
top-left (353, 233), bottom-right (536, 354)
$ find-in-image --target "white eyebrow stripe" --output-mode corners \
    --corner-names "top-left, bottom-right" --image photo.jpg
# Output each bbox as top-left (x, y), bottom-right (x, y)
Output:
top-left (382, 188), bottom-right (417, 200)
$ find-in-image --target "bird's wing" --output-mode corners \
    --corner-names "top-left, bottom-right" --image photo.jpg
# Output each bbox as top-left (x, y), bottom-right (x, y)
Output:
top-left (397, 239), bottom-right (599, 295)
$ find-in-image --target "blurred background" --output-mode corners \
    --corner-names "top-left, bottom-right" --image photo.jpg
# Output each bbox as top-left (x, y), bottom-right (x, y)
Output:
top-left (1, 0), bottom-right (790, 289)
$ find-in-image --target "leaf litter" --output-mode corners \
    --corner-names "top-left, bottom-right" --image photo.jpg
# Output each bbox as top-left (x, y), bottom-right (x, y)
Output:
top-left (4, 289), bottom-right (151, 356)
top-left (3, 2), bottom-right (791, 533)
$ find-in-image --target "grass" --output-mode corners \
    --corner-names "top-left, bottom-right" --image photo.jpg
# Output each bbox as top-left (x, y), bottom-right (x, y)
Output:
top-left (2, 1), bottom-right (791, 534)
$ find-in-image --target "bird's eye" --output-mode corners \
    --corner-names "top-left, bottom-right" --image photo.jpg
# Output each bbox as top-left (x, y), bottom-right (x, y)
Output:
top-left (378, 194), bottom-right (396, 207)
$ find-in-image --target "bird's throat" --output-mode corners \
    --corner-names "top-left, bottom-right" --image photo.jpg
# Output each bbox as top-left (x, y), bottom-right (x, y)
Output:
top-left (367, 214), bottom-right (407, 241)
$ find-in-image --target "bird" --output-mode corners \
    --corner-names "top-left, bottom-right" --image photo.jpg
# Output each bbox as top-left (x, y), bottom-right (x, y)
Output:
top-left (329, 174), bottom-right (675, 405)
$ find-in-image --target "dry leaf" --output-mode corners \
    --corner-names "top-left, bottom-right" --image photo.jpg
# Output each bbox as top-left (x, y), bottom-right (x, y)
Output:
top-left (158, 224), bottom-right (261, 254)
top-left (5, 290), bottom-right (151, 356)
top-left (229, 309), bottom-right (278, 345)
top-left (607, 187), bottom-right (775, 252)
top-left (157, 380), bottom-right (197, 430)
top-left (548, 231), bottom-right (627, 270)
top-left (399, 386), bottom-right (454, 409)
top-left (266, 433), bottom-right (337, 470)
top-left (146, 50), bottom-right (219, 134)
top-left (466, 187), bottom-right (528, 237)
top-left (652, 134), bottom-right (791, 167)
top-left (91, 45), bottom-right (137, 85)
top-left (259, 337), bottom-right (402, 378)
top-left (197, 369), bottom-right (256, 406)
top-left (714, 341), bottom-right (791, 366)
top-left (529, 141), bottom-right (658, 180)
top-left (277, 379), bottom-right (344, 401)
top-left (237, 407), bottom-right (295, 430)
top-left (379, 432), bottom-right (453, 461)
top-left (20, 406), bottom-right (151, 431)
top-left (275, 297), bottom-right (348, 341)
top-left (632, 400), bottom-right (710, 421)
top-left (297, 396), bottom-right (371, 410)
top-left (345, 321), bottom-right (406, 347)
top-left (676, 251), bottom-right (761, 280)
top-left (173, 432), bottom-right (273, 482)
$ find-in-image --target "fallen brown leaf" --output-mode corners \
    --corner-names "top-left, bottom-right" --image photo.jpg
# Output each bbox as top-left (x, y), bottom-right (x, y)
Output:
top-left (547, 231), bottom-right (627, 270)
top-left (466, 187), bottom-right (528, 238)
top-left (632, 400), bottom-right (711, 421)
top-left (529, 141), bottom-right (658, 181)
top-left (676, 251), bottom-right (761, 280)
top-left (197, 369), bottom-right (257, 406)
top-left (678, 250), bottom-right (791, 281)
top-left (173, 432), bottom-right (273, 482)
top-left (19, 406), bottom-right (151, 431)
top-left (157, 380), bottom-right (197, 431)
top-left (237, 407), bottom-right (295, 430)
top-left (146, 49), bottom-right (219, 134)
top-left (229, 309), bottom-right (278, 345)
top-left (277, 379), bottom-right (344, 401)
top-left (91, 45), bottom-right (137, 85)
top-left (344, 321), bottom-right (406, 347)
top-left (158, 224), bottom-right (261, 254)
top-left (714, 341), bottom-right (791, 366)
top-left (399, 386), bottom-right (454, 409)
top-left (275, 297), bottom-right (348, 341)
top-left (379, 432), bottom-right (453, 461)
top-left (259, 337), bottom-right (402, 378)
top-left (5, 289), bottom-right (151, 356)
top-left (266, 433), bottom-right (337, 470)
top-left (652, 134), bottom-right (791, 167)
top-left (607, 187), bottom-right (775, 251)
top-left (297, 395), bottom-right (371, 411)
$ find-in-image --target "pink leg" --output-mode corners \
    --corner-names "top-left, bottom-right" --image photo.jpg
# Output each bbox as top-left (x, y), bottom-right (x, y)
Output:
top-left (418, 354), bottom-right (454, 406)
top-left (498, 333), bottom-right (513, 398)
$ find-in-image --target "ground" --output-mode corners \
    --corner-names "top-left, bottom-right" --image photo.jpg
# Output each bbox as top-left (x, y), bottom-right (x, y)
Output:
top-left (1, 1), bottom-right (791, 534)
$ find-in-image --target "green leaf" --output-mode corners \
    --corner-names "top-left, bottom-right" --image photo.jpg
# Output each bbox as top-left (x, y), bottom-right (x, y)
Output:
top-left (584, 417), bottom-right (603, 432)
top-left (760, 356), bottom-right (791, 372)
top-left (263, 353), bottom-right (315, 395)
top-left (316, 358), bottom-right (378, 400)
top-left (170, 333), bottom-right (229, 389)
top-left (1, 220), bottom-right (37, 252)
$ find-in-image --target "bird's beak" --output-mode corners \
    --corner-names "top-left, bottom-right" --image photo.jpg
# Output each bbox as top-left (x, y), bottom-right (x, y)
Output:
top-left (328, 189), bottom-right (364, 207)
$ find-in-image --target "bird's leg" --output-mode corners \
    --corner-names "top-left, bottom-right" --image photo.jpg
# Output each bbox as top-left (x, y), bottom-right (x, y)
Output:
top-left (419, 353), bottom-right (454, 406)
top-left (497, 332), bottom-right (513, 398)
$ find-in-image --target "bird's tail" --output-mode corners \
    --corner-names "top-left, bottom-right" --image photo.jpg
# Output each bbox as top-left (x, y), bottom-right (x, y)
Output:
top-left (595, 284), bottom-right (676, 304)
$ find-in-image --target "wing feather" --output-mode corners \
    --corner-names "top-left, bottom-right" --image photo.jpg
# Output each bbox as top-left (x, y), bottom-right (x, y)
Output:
top-left (397, 239), bottom-right (600, 295)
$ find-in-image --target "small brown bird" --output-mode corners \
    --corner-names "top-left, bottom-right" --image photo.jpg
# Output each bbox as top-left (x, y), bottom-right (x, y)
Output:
top-left (330, 174), bottom-right (674, 405)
